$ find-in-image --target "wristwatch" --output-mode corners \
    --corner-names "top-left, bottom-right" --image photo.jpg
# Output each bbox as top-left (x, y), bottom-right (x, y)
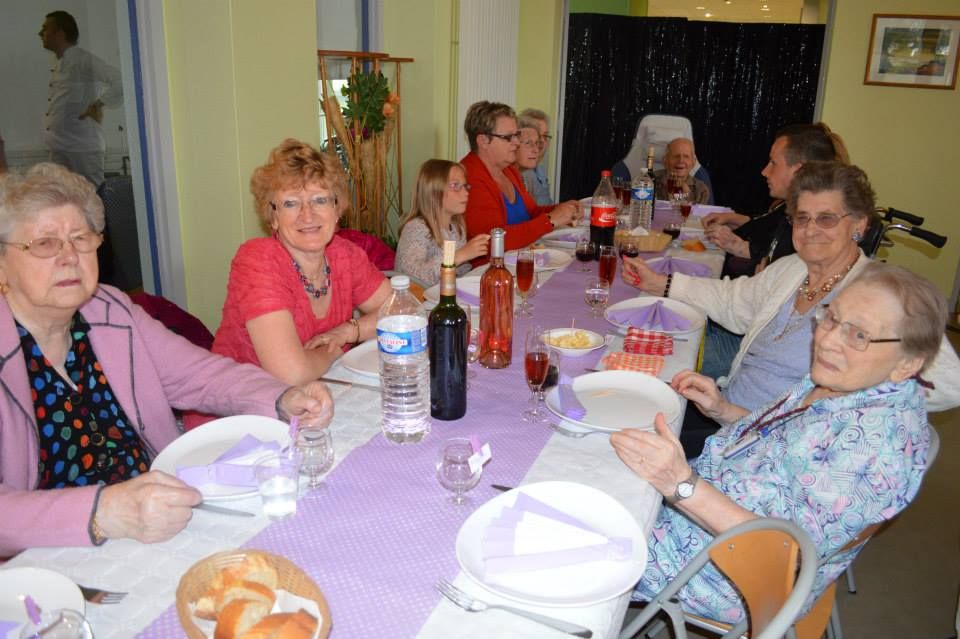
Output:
top-left (667, 468), bottom-right (699, 504)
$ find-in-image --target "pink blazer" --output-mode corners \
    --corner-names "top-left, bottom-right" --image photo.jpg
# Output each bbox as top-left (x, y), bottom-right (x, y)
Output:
top-left (0, 286), bottom-right (289, 556)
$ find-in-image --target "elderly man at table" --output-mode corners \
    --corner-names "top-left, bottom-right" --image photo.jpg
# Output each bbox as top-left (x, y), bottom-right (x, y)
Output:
top-left (518, 108), bottom-right (553, 206)
top-left (612, 262), bottom-right (942, 623)
top-left (623, 161), bottom-right (960, 456)
top-left (0, 163), bottom-right (334, 557)
top-left (653, 138), bottom-right (711, 205)
top-left (461, 101), bottom-right (580, 257)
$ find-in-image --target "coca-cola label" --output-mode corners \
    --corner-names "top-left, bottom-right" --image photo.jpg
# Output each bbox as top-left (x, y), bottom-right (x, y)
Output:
top-left (631, 186), bottom-right (653, 202)
top-left (591, 205), bottom-right (617, 228)
top-left (377, 323), bottom-right (428, 354)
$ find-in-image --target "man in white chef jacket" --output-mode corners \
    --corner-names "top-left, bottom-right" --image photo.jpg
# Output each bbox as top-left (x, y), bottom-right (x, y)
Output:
top-left (39, 10), bottom-right (123, 188)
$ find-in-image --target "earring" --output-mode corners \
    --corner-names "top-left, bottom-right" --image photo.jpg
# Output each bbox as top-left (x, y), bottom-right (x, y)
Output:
top-left (852, 231), bottom-right (863, 242)
top-left (0, 282), bottom-right (9, 295)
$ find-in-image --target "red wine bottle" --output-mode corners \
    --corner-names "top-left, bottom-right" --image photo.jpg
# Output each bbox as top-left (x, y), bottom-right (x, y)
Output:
top-left (429, 241), bottom-right (468, 419)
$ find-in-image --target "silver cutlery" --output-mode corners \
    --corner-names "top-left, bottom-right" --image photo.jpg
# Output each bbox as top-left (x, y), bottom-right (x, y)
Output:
top-left (317, 377), bottom-right (381, 392)
top-left (194, 502), bottom-right (255, 517)
top-left (436, 578), bottom-right (593, 637)
top-left (490, 484), bottom-right (514, 492)
top-left (77, 584), bottom-right (126, 604)
top-left (549, 422), bottom-right (599, 439)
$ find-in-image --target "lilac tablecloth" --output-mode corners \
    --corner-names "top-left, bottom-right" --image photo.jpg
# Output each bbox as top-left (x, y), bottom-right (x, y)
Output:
top-left (137, 261), bottom-right (645, 638)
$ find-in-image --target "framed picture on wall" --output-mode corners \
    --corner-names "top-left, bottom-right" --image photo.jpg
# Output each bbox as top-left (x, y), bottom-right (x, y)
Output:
top-left (864, 14), bottom-right (960, 89)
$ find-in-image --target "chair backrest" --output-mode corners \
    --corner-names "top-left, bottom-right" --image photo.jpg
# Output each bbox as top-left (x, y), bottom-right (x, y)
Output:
top-left (97, 175), bottom-right (143, 291)
top-left (621, 114), bottom-right (703, 176)
top-left (336, 228), bottom-right (396, 271)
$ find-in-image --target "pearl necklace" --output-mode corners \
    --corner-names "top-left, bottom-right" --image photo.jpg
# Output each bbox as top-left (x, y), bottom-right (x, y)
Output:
top-left (798, 258), bottom-right (857, 302)
top-left (292, 257), bottom-right (331, 298)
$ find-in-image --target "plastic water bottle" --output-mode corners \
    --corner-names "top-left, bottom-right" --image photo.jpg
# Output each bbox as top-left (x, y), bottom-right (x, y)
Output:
top-left (629, 145), bottom-right (655, 230)
top-left (378, 275), bottom-right (430, 443)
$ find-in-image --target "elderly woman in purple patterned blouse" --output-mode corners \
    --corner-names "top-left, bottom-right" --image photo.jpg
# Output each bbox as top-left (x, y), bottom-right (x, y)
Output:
top-left (611, 262), bottom-right (944, 622)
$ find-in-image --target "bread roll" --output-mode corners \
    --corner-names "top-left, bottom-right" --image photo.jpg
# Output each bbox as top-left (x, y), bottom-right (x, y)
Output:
top-left (213, 598), bottom-right (271, 639)
top-left (244, 609), bottom-right (319, 639)
top-left (195, 555), bottom-right (280, 619)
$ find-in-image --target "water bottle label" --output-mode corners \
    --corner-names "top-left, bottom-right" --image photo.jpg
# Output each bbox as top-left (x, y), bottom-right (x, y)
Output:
top-left (632, 186), bottom-right (654, 201)
top-left (377, 326), bottom-right (428, 354)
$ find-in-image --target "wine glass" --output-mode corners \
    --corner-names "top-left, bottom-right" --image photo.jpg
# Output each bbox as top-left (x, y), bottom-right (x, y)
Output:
top-left (664, 222), bottom-right (683, 249)
top-left (514, 248), bottom-right (535, 318)
top-left (584, 278), bottom-right (610, 318)
top-left (575, 238), bottom-right (596, 272)
top-left (619, 236), bottom-right (639, 259)
top-left (461, 302), bottom-right (478, 383)
top-left (19, 609), bottom-right (94, 639)
top-left (598, 245), bottom-right (617, 287)
top-left (523, 327), bottom-right (556, 423)
top-left (435, 437), bottom-right (482, 505)
top-left (296, 426), bottom-right (334, 489)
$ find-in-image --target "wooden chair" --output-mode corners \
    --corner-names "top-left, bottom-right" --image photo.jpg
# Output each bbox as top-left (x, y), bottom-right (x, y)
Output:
top-left (620, 518), bottom-right (817, 639)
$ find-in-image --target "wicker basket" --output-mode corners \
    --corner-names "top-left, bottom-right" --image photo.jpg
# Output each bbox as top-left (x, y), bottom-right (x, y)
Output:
top-left (633, 232), bottom-right (672, 252)
top-left (176, 549), bottom-right (332, 639)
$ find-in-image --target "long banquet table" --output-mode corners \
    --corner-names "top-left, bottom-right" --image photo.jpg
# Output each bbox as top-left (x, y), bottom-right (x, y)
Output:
top-left (5, 239), bottom-right (723, 638)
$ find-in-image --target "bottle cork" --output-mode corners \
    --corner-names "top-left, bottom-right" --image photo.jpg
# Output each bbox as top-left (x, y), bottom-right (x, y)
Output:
top-left (443, 240), bottom-right (456, 266)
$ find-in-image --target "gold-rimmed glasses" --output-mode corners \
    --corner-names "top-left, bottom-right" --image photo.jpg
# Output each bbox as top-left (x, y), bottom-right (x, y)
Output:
top-left (0, 232), bottom-right (103, 258)
top-left (814, 305), bottom-right (902, 351)
top-left (270, 194), bottom-right (338, 213)
top-left (788, 212), bottom-right (851, 229)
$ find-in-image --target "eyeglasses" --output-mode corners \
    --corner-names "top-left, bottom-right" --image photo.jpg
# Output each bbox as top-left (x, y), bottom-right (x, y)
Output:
top-left (540, 133), bottom-right (553, 142)
top-left (1, 232), bottom-right (103, 258)
top-left (814, 305), bottom-right (902, 351)
top-left (486, 131), bottom-right (521, 143)
top-left (519, 138), bottom-right (540, 149)
top-left (447, 182), bottom-right (471, 192)
top-left (271, 195), bottom-right (338, 212)
top-left (788, 212), bottom-right (851, 229)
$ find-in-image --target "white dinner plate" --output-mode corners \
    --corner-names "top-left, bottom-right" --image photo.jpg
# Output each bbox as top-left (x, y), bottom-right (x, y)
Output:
top-left (544, 370), bottom-right (681, 433)
top-left (604, 296), bottom-right (705, 335)
top-left (504, 248), bottom-right (573, 272)
top-left (540, 225), bottom-right (588, 249)
top-left (543, 328), bottom-right (606, 358)
top-left (340, 339), bottom-right (380, 378)
top-left (151, 415), bottom-right (290, 501)
top-left (423, 275), bottom-right (483, 304)
top-left (0, 567), bottom-right (85, 625)
top-left (456, 481), bottom-right (647, 607)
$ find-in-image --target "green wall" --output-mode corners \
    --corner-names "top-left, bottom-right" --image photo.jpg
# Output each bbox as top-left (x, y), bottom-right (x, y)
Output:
top-left (569, 0), bottom-right (630, 15)
top-left (163, 0), bottom-right (319, 329)
top-left (820, 1), bottom-right (960, 296)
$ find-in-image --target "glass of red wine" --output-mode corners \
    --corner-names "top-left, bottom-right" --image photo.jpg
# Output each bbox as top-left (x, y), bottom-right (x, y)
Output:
top-left (575, 238), bottom-right (595, 271)
top-left (664, 222), bottom-right (683, 248)
top-left (514, 248), bottom-right (536, 318)
top-left (523, 327), bottom-right (557, 423)
top-left (598, 245), bottom-right (618, 287)
top-left (619, 236), bottom-right (640, 259)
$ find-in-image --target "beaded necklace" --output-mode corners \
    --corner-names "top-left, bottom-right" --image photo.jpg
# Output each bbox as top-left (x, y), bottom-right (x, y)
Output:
top-left (292, 256), bottom-right (331, 298)
top-left (797, 257), bottom-right (857, 302)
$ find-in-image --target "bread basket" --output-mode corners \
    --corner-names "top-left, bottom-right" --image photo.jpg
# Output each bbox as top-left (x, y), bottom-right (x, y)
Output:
top-left (631, 231), bottom-right (671, 252)
top-left (176, 549), bottom-right (332, 639)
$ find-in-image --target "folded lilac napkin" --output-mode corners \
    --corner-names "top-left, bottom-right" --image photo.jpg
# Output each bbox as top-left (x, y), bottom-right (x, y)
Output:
top-left (648, 257), bottom-right (711, 277)
top-left (608, 301), bottom-right (691, 331)
top-left (176, 434), bottom-right (281, 488)
top-left (557, 373), bottom-right (586, 420)
top-left (0, 620), bottom-right (18, 637)
top-left (503, 252), bottom-right (548, 267)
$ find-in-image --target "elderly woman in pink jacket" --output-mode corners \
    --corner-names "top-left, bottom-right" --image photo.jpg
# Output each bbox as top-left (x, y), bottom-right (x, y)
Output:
top-left (0, 164), bottom-right (333, 557)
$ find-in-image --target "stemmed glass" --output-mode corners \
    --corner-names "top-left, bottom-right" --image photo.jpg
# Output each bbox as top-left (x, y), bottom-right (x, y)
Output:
top-left (575, 238), bottom-right (596, 272)
top-left (296, 426), bottom-right (334, 489)
top-left (523, 327), bottom-right (557, 423)
top-left (19, 609), bottom-right (94, 639)
top-left (664, 222), bottom-right (683, 249)
top-left (461, 302), bottom-right (478, 383)
top-left (584, 278), bottom-right (610, 318)
top-left (436, 437), bottom-right (482, 505)
top-left (514, 248), bottom-right (535, 318)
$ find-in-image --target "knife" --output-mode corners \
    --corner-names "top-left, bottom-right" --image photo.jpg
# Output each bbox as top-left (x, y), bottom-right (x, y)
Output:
top-left (491, 484), bottom-right (515, 492)
top-left (317, 377), bottom-right (381, 392)
top-left (194, 502), bottom-right (255, 517)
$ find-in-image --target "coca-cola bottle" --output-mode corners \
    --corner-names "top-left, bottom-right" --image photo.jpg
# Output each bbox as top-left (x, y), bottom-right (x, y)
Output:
top-left (478, 228), bottom-right (513, 369)
top-left (590, 170), bottom-right (617, 257)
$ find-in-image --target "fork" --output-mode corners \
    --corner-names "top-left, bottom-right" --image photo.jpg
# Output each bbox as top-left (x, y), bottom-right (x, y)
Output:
top-left (435, 578), bottom-right (593, 637)
top-left (77, 584), bottom-right (126, 604)
top-left (548, 422), bottom-right (596, 439)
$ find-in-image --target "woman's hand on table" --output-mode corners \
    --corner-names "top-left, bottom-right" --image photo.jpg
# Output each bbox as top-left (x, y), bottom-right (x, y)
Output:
top-left (305, 321), bottom-right (358, 353)
top-left (621, 256), bottom-right (668, 296)
top-left (670, 370), bottom-right (748, 425)
top-left (548, 200), bottom-right (579, 227)
top-left (702, 211), bottom-right (749, 230)
top-left (95, 471), bottom-right (202, 544)
top-left (277, 381), bottom-right (335, 427)
top-left (456, 233), bottom-right (490, 265)
top-left (611, 413), bottom-right (690, 499)
top-left (705, 225), bottom-right (750, 259)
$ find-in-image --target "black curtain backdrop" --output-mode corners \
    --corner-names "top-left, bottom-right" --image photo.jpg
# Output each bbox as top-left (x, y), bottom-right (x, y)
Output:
top-left (561, 15), bottom-right (825, 213)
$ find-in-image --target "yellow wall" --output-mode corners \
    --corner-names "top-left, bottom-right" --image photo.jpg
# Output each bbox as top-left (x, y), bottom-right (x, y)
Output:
top-left (820, 2), bottom-right (960, 296)
top-left (382, 0), bottom-right (457, 221)
top-left (163, 0), bottom-right (319, 328)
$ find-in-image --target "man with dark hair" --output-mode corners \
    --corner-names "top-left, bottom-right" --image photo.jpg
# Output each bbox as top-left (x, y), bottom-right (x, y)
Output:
top-left (39, 10), bottom-right (123, 187)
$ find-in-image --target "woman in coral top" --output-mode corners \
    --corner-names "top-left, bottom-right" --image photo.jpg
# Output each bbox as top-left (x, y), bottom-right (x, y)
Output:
top-left (460, 101), bottom-right (581, 257)
top-left (214, 139), bottom-right (390, 384)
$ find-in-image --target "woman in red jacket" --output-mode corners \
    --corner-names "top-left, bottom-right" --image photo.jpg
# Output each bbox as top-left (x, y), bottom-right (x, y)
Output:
top-left (460, 102), bottom-right (580, 258)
